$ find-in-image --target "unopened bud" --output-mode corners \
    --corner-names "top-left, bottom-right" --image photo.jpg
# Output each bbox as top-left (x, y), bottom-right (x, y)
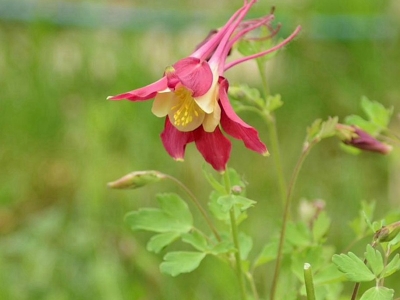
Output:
top-left (374, 221), bottom-right (400, 243)
top-left (231, 185), bottom-right (243, 195)
top-left (337, 125), bottom-right (392, 155)
top-left (107, 170), bottom-right (166, 189)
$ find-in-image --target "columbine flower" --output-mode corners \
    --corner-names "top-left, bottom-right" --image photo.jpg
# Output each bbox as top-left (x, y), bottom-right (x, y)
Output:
top-left (108, 0), bottom-right (301, 171)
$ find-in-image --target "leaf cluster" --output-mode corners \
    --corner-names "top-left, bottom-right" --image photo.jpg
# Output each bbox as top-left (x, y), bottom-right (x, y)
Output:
top-left (345, 96), bottom-right (393, 136)
top-left (332, 202), bottom-right (400, 300)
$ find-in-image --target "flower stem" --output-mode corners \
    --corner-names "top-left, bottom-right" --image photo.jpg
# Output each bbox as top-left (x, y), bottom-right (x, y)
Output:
top-left (270, 142), bottom-right (315, 300)
top-left (246, 272), bottom-right (260, 300)
top-left (303, 263), bottom-right (316, 300)
top-left (164, 174), bottom-right (221, 242)
top-left (263, 112), bottom-right (288, 207)
top-left (256, 60), bottom-right (287, 208)
top-left (224, 171), bottom-right (248, 300)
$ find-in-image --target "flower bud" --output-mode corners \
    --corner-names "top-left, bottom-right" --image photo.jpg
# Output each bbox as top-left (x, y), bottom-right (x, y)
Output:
top-left (337, 125), bottom-right (392, 155)
top-left (374, 221), bottom-right (400, 243)
top-left (231, 185), bottom-right (244, 195)
top-left (107, 171), bottom-right (166, 189)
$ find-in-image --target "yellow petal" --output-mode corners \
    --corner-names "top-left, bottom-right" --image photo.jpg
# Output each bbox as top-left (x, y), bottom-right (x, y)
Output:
top-left (152, 90), bottom-right (174, 117)
top-left (193, 72), bottom-right (218, 114)
top-left (202, 100), bottom-right (221, 132)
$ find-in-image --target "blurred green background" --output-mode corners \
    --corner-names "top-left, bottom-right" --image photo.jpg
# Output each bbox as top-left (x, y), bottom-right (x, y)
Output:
top-left (1, 0), bottom-right (399, 299)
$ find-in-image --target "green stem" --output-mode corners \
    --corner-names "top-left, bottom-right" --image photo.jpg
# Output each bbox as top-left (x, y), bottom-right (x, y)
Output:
top-left (246, 272), bottom-right (260, 300)
top-left (351, 282), bottom-right (360, 300)
top-left (263, 112), bottom-right (288, 207)
top-left (224, 171), bottom-right (248, 300)
top-left (270, 142), bottom-right (315, 300)
top-left (164, 175), bottom-right (221, 242)
top-left (303, 263), bottom-right (316, 300)
top-left (256, 60), bottom-right (288, 208)
top-left (380, 245), bottom-right (391, 287)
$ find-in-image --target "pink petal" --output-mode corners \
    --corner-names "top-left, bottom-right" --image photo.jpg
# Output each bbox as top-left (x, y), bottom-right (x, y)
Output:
top-left (107, 77), bottom-right (168, 101)
top-left (193, 126), bottom-right (231, 172)
top-left (219, 78), bottom-right (268, 155)
top-left (168, 57), bottom-right (213, 97)
top-left (160, 118), bottom-right (194, 160)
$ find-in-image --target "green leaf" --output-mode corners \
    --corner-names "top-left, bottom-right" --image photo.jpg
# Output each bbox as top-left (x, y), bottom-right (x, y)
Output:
top-left (239, 232), bottom-right (253, 260)
top-left (159, 251), bottom-right (207, 277)
top-left (339, 142), bottom-right (362, 155)
top-left (381, 254), bottom-right (400, 278)
top-left (359, 286), bottom-right (394, 300)
top-left (346, 97), bottom-right (393, 136)
top-left (254, 242), bottom-right (277, 267)
top-left (265, 94), bottom-right (283, 113)
top-left (345, 114), bottom-right (380, 135)
top-left (209, 240), bottom-right (234, 255)
top-left (306, 117), bottom-right (338, 144)
top-left (146, 232), bottom-right (181, 253)
top-left (224, 168), bottom-right (247, 191)
top-left (360, 96), bottom-right (393, 130)
top-left (217, 195), bottom-right (256, 213)
top-left (181, 231), bottom-right (208, 252)
top-left (286, 222), bottom-right (312, 247)
top-left (332, 252), bottom-right (375, 282)
top-left (125, 193), bottom-right (192, 233)
top-left (312, 211), bottom-right (331, 243)
top-left (365, 244), bottom-right (384, 277)
top-left (202, 165), bottom-right (226, 194)
top-left (208, 191), bottom-right (229, 222)
top-left (291, 246), bottom-right (324, 281)
top-left (319, 116), bottom-right (339, 139)
top-left (125, 209), bottom-right (174, 233)
top-left (228, 84), bottom-right (265, 108)
top-left (349, 201), bottom-right (375, 238)
top-left (313, 263), bottom-right (346, 285)
top-left (253, 241), bottom-right (293, 267)
top-left (387, 233), bottom-right (400, 254)
top-left (157, 193), bottom-right (193, 228)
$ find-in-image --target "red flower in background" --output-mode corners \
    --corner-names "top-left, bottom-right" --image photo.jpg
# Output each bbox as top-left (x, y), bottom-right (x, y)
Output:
top-left (108, 0), bottom-right (301, 171)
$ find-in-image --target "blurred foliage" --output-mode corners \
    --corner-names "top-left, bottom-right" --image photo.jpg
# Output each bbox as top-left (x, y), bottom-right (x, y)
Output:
top-left (0, 0), bottom-right (400, 299)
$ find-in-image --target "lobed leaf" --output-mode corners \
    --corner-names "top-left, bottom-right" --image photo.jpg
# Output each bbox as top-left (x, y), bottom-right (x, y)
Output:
top-left (125, 209), bottom-right (179, 233)
top-left (181, 231), bottom-right (208, 252)
top-left (345, 114), bottom-right (380, 135)
top-left (202, 165), bottom-right (226, 194)
top-left (306, 117), bottom-right (338, 144)
top-left (157, 193), bottom-right (193, 229)
top-left (332, 252), bottom-right (375, 282)
top-left (125, 193), bottom-right (192, 233)
top-left (217, 195), bottom-right (256, 213)
top-left (359, 286), bottom-right (394, 300)
top-left (364, 244), bottom-right (384, 277)
top-left (265, 94), bottom-right (283, 113)
top-left (209, 240), bottom-right (234, 255)
top-left (286, 221), bottom-right (312, 247)
top-left (360, 96), bottom-right (393, 130)
top-left (312, 263), bottom-right (346, 285)
top-left (312, 211), bottom-right (331, 243)
top-left (381, 254), bottom-right (400, 278)
top-left (228, 84), bottom-right (264, 108)
top-left (159, 251), bottom-right (207, 277)
top-left (146, 232), bottom-right (181, 253)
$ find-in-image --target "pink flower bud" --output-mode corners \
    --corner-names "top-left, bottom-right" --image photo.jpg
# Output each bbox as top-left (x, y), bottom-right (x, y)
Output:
top-left (343, 126), bottom-right (392, 155)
